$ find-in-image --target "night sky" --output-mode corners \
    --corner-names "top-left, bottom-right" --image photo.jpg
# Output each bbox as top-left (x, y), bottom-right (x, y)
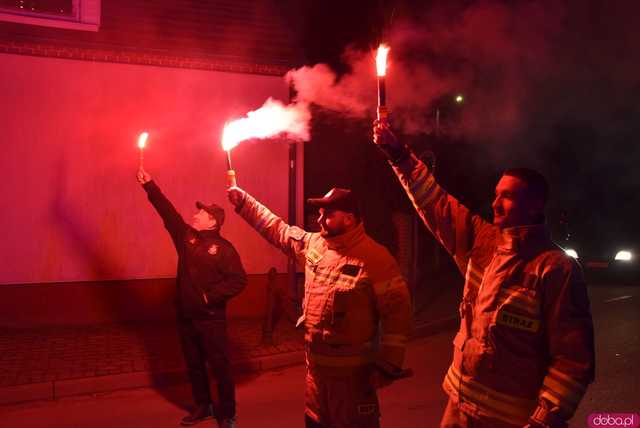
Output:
top-left (293, 0), bottom-right (640, 255)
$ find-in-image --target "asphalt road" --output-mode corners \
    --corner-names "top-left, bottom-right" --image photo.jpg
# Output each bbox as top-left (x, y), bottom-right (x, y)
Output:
top-left (1, 284), bottom-right (638, 428)
top-left (572, 284), bottom-right (640, 425)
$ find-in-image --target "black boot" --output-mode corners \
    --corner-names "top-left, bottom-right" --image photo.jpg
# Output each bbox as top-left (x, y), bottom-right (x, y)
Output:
top-left (180, 404), bottom-right (213, 426)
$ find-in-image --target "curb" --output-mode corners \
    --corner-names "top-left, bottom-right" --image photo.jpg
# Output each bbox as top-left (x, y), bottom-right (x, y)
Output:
top-left (0, 317), bottom-right (457, 406)
top-left (0, 351), bottom-right (305, 406)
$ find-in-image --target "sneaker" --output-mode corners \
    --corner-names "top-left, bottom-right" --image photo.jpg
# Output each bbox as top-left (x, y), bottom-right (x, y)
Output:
top-left (180, 404), bottom-right (213, 426)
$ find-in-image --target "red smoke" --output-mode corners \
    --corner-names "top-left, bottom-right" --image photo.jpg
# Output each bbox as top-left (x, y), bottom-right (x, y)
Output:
top-left (286, 0), bottom-right (567, 142)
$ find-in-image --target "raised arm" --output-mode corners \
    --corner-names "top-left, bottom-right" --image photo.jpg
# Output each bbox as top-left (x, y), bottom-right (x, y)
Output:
top-left (373, 121), bottom-right (492, 273)
top-left (137, 167), bottom-right (187, 246)
top-left (227, 186), bottom-right (310, 258)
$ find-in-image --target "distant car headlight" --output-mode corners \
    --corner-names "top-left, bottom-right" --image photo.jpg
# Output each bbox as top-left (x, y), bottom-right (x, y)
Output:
top-left (614, 250), bottom-right (633, 261)
top-left (565, 248), bottom-right (579, 259)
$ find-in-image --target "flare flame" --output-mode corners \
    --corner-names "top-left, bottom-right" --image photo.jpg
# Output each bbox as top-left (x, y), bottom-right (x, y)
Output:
top-left (137, 132), bottom-right (148, 149)
top-left (376, 44), bottom-right (390, 77)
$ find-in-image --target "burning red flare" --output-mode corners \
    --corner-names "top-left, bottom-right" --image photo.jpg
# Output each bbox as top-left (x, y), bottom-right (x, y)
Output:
top-left (138, 132), bottom-right (148, 149)
top-left (376, 44), bottom-right (390, 77)
top-left (221, 98), bottom-right (310, 152)
top-left (376, 44), bottom-right (390, 121)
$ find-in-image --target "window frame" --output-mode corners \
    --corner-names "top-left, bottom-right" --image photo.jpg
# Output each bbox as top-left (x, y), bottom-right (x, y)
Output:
top-left (0, 0), bottom-right (100, 31)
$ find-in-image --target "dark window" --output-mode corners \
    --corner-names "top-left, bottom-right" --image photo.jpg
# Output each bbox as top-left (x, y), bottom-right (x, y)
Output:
top-left (0, 0), bottom-right (73, 16)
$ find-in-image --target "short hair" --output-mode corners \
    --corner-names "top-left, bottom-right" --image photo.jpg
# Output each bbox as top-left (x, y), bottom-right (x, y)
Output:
top-left (502, 168), bottom-right (549, 205)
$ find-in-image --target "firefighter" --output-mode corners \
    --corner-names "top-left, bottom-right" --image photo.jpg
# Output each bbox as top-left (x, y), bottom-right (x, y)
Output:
top-left (137, 167), bottom-right (246, 428)
top-left (227, 186), bottom-right (412, 428)
top-left (373, 121), bottom-right (595, 428)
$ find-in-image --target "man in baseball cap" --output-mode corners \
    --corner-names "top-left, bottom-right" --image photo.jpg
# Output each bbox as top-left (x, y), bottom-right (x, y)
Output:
top-left (138, 167), bottom-right (246, 428)
top-left (306, 188), bottom-right (362, 238)
top-left (228, 184), bottom-right (412, 428)
top-left (195, 201), bottom-right (225, 229)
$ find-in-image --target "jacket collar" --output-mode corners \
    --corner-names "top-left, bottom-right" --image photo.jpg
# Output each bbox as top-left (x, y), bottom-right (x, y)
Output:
top-left (497, 224), bottom-right (549, 253)
top-left (191, 227), bottom-right (221, 240)
top-left (323, 222), bottom-right (366, 251)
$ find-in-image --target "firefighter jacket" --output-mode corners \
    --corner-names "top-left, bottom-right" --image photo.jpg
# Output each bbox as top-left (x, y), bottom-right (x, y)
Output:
top-left (390, 155), bottom-right (595, 427)
top-left (143, 180), bottom-right (247, 319)
top-left (235, 192), bottom-right (412, 374)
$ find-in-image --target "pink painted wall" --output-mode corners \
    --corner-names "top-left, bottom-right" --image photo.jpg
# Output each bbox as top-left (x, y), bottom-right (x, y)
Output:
top-left (0, 53), bottom-right (297, 285)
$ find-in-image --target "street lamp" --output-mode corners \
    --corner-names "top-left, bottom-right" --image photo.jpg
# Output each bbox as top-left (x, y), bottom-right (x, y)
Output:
top-left (434, 93), bottom-right (465, 135)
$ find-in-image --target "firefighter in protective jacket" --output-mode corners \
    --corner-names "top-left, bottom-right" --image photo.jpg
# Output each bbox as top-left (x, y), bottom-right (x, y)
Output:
top-left (373, 121), bottom-right (595, 428)
top-left (227, 186), bottom-right (412, 428)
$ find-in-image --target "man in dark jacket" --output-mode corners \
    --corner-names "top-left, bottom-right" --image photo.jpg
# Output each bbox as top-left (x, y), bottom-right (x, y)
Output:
top-left (137, 167), bottom-right (247, 428)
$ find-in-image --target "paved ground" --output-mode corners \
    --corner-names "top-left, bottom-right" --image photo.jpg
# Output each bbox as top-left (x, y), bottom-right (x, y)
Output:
top-left (0, 319), bottom-right (303, 387)
top-left (4, 279), bottom-right (635, 428)
top-left (0, 274), bottom-right (462, 405)
top-left (0, 333), bottom-right (455, 428)
top-left (4, 281), bottom-right (638, 428)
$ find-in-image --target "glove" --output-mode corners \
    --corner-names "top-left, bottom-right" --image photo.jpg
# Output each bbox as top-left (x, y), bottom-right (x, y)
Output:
top-left (526, 400), bottom-right (568, 428)
top-left (372, 120), bottom-right (411, 165)
top-left (371, 367), bottom-right (395, 389)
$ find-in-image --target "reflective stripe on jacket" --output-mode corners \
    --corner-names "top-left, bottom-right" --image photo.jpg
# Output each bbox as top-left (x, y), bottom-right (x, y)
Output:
top-left (392, 155), bottom-right (595, 426)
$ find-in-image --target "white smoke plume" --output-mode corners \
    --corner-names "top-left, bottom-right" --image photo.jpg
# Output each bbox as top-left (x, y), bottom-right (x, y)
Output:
top-left (222, 98), bottom-right (311, 151)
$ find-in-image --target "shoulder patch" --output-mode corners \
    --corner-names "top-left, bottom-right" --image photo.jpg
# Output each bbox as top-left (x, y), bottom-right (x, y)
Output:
top-left (289, 226), bottom-right (306, 241)
top-left (306, 248), bottom-right (323, 265)
top-left (341, 264), bottom-right (361, 277)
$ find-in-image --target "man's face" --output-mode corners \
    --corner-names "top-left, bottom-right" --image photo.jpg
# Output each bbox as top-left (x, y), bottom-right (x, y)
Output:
top-left (492, 175), bottom-right (542, 229)
top-left (317, 208), bottom-right (352, 237)
top-left (191, 209), bottom-right (217, 231)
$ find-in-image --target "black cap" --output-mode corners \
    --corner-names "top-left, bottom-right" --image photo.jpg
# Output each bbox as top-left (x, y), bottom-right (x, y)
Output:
top-left (195, 201), bottom-right (225, 226)
top-left (307, 188), bottom-right (360, 216)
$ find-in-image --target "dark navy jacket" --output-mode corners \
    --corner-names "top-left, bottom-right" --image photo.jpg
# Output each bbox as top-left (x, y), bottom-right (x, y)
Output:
top-left (143, 181), bottom-right (247, 319)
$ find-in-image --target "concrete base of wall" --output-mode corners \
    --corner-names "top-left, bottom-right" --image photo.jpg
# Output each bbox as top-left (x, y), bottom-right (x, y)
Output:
top-left (0, 273), bottom-right (289, 327)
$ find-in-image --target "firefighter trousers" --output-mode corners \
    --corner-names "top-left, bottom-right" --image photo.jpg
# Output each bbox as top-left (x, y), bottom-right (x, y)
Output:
top-left (440, 398), bottom-right (520, 428)
top-left (305, 365), bottom-right (380, 428)
top-left (177, 317), bottom-right (235, 420)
